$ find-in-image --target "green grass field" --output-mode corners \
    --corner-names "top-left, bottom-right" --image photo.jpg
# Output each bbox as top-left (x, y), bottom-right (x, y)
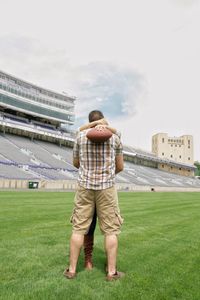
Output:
top-left (0, 191), bottom-right (200, 300)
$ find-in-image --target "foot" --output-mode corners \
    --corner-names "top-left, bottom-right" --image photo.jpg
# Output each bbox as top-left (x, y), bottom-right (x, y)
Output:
top-left (63, 268), bottom-right (76, 279)
top-left (106, 271), bottom-right (125, 281)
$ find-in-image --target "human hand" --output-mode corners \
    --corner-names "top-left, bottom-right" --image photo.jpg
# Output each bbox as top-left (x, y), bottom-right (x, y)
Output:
top-left (95, 125), bottom-right (107, 131)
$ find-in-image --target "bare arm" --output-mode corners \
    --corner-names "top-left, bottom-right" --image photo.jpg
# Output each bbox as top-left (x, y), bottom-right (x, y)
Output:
top-left (95, 124), bottom-right (117, 135)
top-left (115, 155), bottom-right (124, 174)
top-left (79, 118), bottom-right (108, 131)
top-left (106, 125), bottom-right (117, 134)
top-left (73, 157), bottom-right (80, 169)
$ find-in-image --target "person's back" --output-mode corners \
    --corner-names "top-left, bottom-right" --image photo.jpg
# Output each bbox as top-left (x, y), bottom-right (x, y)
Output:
top-left (74, 130), bottom-right (121, 190)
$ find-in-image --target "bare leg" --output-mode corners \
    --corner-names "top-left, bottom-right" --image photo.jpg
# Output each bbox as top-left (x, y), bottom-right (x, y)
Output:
top-left (104, 234), bottom-right (118, 275)
top-left (84, 208), bottom-right (97, 269)
top-left (84, 234), bottom-right (94, 269)
top-left (69, 233), bottom-right (84, 273)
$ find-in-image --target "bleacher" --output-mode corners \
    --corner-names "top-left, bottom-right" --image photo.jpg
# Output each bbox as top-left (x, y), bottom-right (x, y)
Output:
top-left (0, 133), bottom-right (200, 188)
top-left (0, 134), bottom-right (34, 165)
top-left (123, 162), bottom-right (200, 188)
top-left (0, 163), bottom-right (37, 180)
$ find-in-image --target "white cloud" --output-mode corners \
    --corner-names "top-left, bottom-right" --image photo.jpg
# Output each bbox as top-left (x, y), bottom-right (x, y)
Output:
top-left (0, 37), bottom-right (147, 125)
top-left (0, 0), bottom-right (199, 159)
top-left (66, 62), bottom-right (147, 124)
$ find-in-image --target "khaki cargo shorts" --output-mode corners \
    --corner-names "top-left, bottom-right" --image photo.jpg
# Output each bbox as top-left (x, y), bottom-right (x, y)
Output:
top-left (70, 185), bottom-right (123, 235)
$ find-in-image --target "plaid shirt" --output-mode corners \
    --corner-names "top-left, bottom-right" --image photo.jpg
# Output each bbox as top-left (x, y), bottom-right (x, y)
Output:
top-left (73, 130), bottom-right (123, 190)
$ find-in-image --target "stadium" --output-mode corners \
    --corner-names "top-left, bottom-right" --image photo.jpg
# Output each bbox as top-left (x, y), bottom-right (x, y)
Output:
top-left (0, 69), bottom-right (200, 191)
top-left (2, 0), bottom-right (200, 296)
top-left (1, 70), bottom-right (200, 300)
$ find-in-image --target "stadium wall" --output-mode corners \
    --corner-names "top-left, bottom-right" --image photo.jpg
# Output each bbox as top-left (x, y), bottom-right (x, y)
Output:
top-left (1, 179), bottom-right (200, 192)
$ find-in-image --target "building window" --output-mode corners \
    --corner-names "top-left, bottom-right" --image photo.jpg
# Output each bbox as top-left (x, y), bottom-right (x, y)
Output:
top-left (162, 164), bottom-right (164, 168)
top-left (171, 144), bottom-right (173, 147)
top-left (188, 146), bottom-right (190, 149)
top-left (175, 144), bottom-right (177, 147)
top-left (179, 168), bottom-right (182, 170)
top-left (171, 166), bottom-right (173, 169)
top-left (188, 157), bottom-right (190, 160)
top-left (170, 155), bottom-right (173, 158)
top-left (179, 155), bottom-right (181, 158)
top-left (162, 153), bottom-right (164, 156)
top-left (162, 138), bottom-right (164, 143)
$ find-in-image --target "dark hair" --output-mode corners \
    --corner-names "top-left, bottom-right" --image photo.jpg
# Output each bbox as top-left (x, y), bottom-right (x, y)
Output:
top-left (88, 110), bottom-right (104, 122)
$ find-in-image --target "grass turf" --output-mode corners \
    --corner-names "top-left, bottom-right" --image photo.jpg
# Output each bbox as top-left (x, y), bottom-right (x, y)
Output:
top-left (0, 191), bottom-right (200, 300)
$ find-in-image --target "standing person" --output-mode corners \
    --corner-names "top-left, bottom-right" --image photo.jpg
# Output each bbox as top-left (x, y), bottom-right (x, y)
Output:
top-left (79, 117), bottom-right (122, 270)
top-left (63, 110), bottom-right (124, 281)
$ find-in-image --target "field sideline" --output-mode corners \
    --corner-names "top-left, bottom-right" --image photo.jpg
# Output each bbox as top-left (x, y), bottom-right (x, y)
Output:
top-left (0, 191), bottom-right (200, 300)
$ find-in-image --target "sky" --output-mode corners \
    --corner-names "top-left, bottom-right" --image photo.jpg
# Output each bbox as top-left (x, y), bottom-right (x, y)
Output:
top-left (0, 0), bottom-right (199, 160)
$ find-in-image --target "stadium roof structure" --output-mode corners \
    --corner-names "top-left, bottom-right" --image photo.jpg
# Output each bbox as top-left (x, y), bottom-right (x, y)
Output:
top-left (0, 70), bottom-right (75, 125)
top-left (0, 69), bottom-right (76, 102)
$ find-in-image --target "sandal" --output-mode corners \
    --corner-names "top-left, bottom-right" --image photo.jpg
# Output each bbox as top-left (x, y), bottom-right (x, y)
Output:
top-left (63, 268), bottom-right (76, 279)
top-left (106, 271), bottom-right (125, 281)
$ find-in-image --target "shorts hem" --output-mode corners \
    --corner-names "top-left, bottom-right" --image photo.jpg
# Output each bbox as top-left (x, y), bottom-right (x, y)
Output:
top-left (72, 230), bottom-right (87, 235)
top-left (102, 231), bottom-right (121, 236)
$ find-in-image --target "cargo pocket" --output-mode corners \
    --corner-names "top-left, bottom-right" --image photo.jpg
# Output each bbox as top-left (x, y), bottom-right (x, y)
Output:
top-left (70, 208), bottom-right (76, 224)
top-left (114, 209), bottom-right (124, 226)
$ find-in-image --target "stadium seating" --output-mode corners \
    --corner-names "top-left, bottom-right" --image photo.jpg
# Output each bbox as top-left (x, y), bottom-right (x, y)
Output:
top-left (0, 133), bottom-right (200, 188)
top-left (0, 134), bottom-right (34, 165)
top-left (0, 163), bottom-right (37, 179)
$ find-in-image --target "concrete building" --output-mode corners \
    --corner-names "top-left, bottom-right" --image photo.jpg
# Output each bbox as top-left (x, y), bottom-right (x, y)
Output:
top-left (152, 133), bottom-right (194, 165)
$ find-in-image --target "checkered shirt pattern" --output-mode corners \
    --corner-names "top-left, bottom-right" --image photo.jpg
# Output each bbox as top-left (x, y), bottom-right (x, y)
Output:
top-left (73, 130), bottom-right (123, 190)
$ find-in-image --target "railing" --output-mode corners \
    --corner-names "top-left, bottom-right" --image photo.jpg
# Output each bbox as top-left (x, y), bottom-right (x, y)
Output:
top-left (0, 117), bottom-right (75, 142)
top-left (0, 160), bottom-right (77, 173)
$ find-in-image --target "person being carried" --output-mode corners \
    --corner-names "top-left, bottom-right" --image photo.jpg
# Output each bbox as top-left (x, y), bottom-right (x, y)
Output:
top-left (79, 117), bottom-right (120, 138)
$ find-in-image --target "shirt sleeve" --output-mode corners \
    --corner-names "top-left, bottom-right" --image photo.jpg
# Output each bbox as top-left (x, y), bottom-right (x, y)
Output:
top-left (115, 135), bottom-right (123, 156)
top-left (115, 130), bottom-right (121, 139)
top-left (73, 134), bottom-right (80, 159)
